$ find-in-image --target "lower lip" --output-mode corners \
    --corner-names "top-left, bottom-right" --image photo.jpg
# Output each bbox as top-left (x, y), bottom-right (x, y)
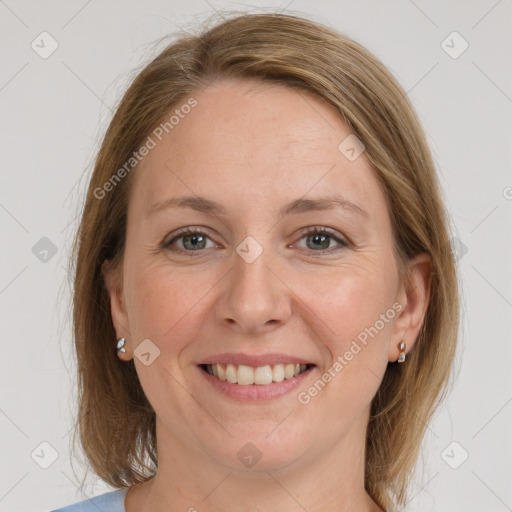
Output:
top-left (198, 366), bottom-right (315, 402)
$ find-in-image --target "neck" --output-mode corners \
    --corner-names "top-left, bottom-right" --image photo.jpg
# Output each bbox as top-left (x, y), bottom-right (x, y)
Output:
top-left (125, 412), bottom-right (384, 512)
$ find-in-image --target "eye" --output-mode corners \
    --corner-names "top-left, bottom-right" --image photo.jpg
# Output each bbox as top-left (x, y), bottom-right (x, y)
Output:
top-left (294, 226), bottom-right (349, 253)
top-left (161, 226), bottom-right (349, 256)
top-left (162, 227), bottom-right (217, 254)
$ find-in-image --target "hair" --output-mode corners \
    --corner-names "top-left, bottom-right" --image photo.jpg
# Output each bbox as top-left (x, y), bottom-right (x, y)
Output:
top-left (70, 11), bottom-right (459, 510)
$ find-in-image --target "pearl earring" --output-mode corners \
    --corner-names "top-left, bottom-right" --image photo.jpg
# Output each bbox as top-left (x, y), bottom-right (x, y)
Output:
top-left (116, 337), bottom-right (126, 355)
top-left (397, 340), bottom-right (406, 363)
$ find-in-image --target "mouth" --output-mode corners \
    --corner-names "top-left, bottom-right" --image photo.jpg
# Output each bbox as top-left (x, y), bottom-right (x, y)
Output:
top-left (199, 363), bottom-right (314, 385)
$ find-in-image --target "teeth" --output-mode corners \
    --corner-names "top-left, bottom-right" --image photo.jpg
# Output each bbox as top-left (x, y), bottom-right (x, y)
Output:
top-left (284, 363), bottom-right (295, 380)
top-left (226, 363), bottom-right (237, 383)
top-left (255, 365), bottom-right (273, 385)
top-left (237, 364), bottom-right (254, 385)
top-left (204, 363), bottom-right (309, 385)
top-left (272, 364), bottom-right (284, 382)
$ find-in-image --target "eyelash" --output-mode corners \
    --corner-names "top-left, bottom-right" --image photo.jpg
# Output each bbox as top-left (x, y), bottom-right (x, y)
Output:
top-left (161, 226), bottom-right (349, 256)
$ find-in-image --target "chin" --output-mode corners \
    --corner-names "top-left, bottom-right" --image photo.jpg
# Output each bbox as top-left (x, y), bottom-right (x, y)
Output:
top-left (198, 426), bottom-right (315, 474)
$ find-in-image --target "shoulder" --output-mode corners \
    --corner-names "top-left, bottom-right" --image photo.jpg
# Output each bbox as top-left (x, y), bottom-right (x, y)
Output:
top-left (49, 488), bottom-right (128, 512)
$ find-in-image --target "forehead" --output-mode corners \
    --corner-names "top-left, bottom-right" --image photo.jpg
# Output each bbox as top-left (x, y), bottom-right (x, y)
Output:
top-left (128, 78), bottom-right (386, 220)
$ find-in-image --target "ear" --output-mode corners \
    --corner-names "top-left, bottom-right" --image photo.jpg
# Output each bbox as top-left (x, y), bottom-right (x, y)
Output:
top-left (389, 253), bottom-right (432, 362)
top-left (102, 259), bottom-right (132, 360)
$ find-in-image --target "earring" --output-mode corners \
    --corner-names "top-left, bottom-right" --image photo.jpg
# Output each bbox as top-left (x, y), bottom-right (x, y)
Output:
top-left (397, 340), bottom-right (406, 363)
top-left (116, 337), bottom-right (126, 355)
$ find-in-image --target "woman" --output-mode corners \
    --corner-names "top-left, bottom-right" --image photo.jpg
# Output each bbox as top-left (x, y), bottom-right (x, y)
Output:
top-left (52, 11), bottom-right (459, 512)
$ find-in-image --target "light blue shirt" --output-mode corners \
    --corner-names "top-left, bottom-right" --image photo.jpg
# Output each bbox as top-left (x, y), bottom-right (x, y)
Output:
top-left (50, 488), bottom-right (127, 512)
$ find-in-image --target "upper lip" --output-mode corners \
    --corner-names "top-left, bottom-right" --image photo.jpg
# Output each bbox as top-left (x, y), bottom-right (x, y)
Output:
top-left (197, 352), bottom-right (315, 367)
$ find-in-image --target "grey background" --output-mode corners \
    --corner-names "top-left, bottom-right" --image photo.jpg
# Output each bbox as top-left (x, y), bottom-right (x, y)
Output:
top-left (1, 1), bottom-right (511, 511)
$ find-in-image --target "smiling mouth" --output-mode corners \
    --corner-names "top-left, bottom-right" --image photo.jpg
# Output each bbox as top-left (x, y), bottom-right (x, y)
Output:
top-left (199, 363), bottom-right (314, 385)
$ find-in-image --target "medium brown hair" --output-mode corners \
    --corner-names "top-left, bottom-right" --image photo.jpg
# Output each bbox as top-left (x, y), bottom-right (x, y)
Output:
top-left (70, 11), bottom-right (459, 509)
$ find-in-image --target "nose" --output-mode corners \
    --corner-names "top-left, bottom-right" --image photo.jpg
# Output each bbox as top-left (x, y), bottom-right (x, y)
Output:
top-left (215, 242), bottom-right (292, 334)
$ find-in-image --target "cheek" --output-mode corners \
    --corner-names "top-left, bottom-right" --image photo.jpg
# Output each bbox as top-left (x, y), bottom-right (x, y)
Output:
top-left (304, 261), bottom-right (398, 350)
top-left (124, 265), bottom-right (208, 416)
top-left (125, 247), bottom-right (398, 352)
top-left (295, 258), bottom-right (398, 406)
top-left (125, 262), bottom-right (207, 350)
top-left (333, 276), bottom-right (396, 346)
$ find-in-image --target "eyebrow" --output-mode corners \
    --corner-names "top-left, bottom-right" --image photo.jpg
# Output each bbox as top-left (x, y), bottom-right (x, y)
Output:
top-left (146, 194), bottom-right (368, 219)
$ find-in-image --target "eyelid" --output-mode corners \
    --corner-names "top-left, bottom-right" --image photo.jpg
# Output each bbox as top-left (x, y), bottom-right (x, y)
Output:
top-left (298, 225), bottom-right (347, 241)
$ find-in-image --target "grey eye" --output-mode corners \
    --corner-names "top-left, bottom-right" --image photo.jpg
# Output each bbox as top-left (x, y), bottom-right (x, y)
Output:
top-left (180, 233), bottom-right (208, 250)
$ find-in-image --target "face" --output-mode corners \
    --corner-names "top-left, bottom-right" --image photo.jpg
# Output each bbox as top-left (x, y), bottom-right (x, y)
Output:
top-left (107, 78), bottom-right (424, 474)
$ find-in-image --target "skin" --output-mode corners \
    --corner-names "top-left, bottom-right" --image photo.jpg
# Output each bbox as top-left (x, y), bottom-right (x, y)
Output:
top-left (105, 78), bottom-right (432, 512)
